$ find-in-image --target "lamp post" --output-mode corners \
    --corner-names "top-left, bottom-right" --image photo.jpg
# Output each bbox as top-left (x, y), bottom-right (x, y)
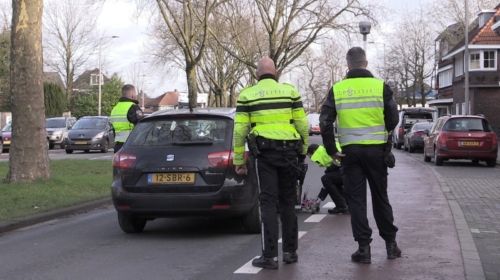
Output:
top-left (359, 21), bottom-right (372, 53)
top-left (133, 61), bottom-right (147, 110)
top-left (98, 35), bottom-right (119, 116)
top-left (369, 41), bottom-right (387, 80)
top-left (464, 0), bottom-right (470, 115)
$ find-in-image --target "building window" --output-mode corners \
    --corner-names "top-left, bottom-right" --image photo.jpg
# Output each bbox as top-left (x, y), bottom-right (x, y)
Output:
top-left (90, 74), bottom-right (103, 86)
top-left (470, 53), bottom-right (480, 69)
top-left (469, 50), bottom-right (496, 71)
top-left (438, 69), bottom-right (452, 88)
top-left (455, 55), bottom-right (464, 76)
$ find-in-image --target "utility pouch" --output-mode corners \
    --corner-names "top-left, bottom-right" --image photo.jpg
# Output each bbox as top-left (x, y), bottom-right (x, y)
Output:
top-left (256, 136), bottom-right (276, 150)
top-left (247, 134), bottom-right (261, 157)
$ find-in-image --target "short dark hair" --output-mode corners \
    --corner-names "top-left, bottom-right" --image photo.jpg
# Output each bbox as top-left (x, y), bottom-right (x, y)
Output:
top-left (346, 47), bottom-right (366, 69)
top-left (307, 143), bottom-right (319, 155)
top-left (121, 84), bottom-right (136, 97)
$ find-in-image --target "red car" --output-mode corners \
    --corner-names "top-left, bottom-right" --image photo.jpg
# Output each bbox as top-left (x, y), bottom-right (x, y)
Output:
top-left (423, 115), bottom-right (498, 167)
top-left (2, 122), bottom-right (11, 152)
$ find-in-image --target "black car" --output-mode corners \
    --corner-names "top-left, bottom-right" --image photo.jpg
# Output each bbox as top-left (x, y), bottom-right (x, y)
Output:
top-left (65, 116), bottom-right (115, 153)
top-left (393, 107), bottom-right (435, 149)
top-left (111, 108), bottom-right (260, 234)
top-left (403, 122), bottom-right (433, 153)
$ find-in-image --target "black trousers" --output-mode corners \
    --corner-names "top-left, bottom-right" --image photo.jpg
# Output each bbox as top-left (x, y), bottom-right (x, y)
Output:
top-left (341, 145), bottom-right (398, 243)
top-left (114, 142), bottom-right (124, 154)
top-left (318, 170), bottom-right (347, 208)
top-left (256, 149), bottom-right (298, 258)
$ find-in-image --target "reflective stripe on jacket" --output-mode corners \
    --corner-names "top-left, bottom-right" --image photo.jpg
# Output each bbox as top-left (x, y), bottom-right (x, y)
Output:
top-left (333, 77), bottom-right (388, 147)
top-left (110, 101), bottom-right (135, 142)
top-left (233, 79), bottom-right (309, 165)
top-left (311, 143), bottom-right (342, 167)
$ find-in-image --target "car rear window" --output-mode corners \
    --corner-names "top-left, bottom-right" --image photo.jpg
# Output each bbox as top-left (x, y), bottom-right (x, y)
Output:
top-left (443, 118), bottom-right (492, 132)
top-left (127, 117), bottom-right (233, 146)
top-left (73, 118), bottom-right (107, 130)
top-left (46, 119), bottom-right (66, 128)
top-left (403, 113), bottom-right (433, 120)
top-left (413, 123), bottom-right (433, 131)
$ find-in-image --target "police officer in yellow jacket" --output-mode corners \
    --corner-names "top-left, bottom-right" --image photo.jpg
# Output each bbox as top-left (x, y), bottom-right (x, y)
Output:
top-left (233, 57), bottom-right (309, 269)
top-left (110, 84), bottom-right (144, 153)
top-left (319, 47), bottom-right (401, 264)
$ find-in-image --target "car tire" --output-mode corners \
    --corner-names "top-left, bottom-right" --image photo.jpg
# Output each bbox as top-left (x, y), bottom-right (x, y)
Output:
top-left (242, 197), bottom-right (261, 234)
top-left (486, 159), bottom-right (497, 168)
top-left (396, 141), bottom-right (402, 150)
top-left (101, 139), bottom-right (109, 153)
top-left (471, 159), bottom-right (479, 165)
top-left (423, 149), bottom-right (431, 162)
top-left (84, 150), bottom-right (90, 153)
top-left (65, 149), bottom-right (73, 154)
top-left (408, 144), bottom-right (415, 153)
top-left (118, 213), bottom-right (147, 234)
top-left (434, 148), bottom-right (443, 166)
top-left (49, 143), bottom-right (54, 149)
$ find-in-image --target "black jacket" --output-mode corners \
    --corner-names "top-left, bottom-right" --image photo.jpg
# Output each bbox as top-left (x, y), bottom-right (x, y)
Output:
top-left (118, 97), bottom-right (144, 125)
top-left (319, 69), bottom-right (399, 155)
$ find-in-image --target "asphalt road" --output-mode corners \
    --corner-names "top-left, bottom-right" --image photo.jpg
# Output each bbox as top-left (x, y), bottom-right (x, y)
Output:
top-left (0, 147), bottom-right (114, 162)
top-left (0, 136), bottom-right (330, 280)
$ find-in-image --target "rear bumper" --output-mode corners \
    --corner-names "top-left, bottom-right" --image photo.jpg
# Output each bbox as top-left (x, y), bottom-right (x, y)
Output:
top-left (409, 138), bottom-right (424, 148)
top-left (111, 180), bottom-right (257, 218)
top-left (66, 138), bottom-right (107, 150)
top-left (437, 147), bottom-right (498, 159)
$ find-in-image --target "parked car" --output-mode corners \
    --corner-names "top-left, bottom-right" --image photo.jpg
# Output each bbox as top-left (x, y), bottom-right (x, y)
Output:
top-left (307, 113), bottom-right (321, 135)
top-left (393, 107), bottom-right (435, 149)
top-left (403, 122), bottom-right (434, 153)
top-left (423, 115), bottom-right (498, 167)
top-left (65, 116), bottom-right (115, 154)
top-left (111, 108), bottom-right (260, 234)
top-left (2, 122), bottom-right (11, 152)
top-left (46, 117), bottom-right (77, 149)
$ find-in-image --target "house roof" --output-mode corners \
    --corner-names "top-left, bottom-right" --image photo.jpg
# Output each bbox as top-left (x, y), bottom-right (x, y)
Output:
top-left (447, 9), bottom-right (500, 54)
top-left (159, 91), bottom-right (179, 106)
top-left (43, 72), bottom-right (65, 89)
top-left (73, 68), bottom-right (109, 90)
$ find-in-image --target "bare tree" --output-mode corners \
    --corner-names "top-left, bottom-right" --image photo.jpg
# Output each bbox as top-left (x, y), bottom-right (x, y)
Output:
top-left (139, 0), bottom-right (229, 109)
top-left (213, 0), bottom-right (377, 79)
top-left (43, 0), bottom-right (103, 101)
top-left (7, 0), bottom-right (50, 182)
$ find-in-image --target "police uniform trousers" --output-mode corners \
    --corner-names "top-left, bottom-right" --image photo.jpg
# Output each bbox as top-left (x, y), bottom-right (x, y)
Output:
top-left (341, 144), bottom-right (398, 243)
top-left (319, 169), bottom-right (348, 208)
top-left (256, 148), bottom-right (299, 258)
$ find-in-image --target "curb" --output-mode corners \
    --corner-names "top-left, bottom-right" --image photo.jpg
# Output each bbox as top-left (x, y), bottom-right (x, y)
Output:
top-left (0, 198), bottom-right (112, 234)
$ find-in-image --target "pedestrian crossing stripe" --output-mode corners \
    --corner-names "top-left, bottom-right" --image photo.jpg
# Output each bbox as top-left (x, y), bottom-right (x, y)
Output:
top-left (278, 231), bottom-right (307, 243)
top-left (322, 202), bottom-right (335, 209)
top-left (304, 214), bottom-right (327, 223)
top-left (234, 256), bottom-right (262, 274)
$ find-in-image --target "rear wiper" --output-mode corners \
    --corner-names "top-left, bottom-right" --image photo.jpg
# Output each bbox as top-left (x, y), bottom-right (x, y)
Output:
top-left (172, 141), bottom-right (213, 146)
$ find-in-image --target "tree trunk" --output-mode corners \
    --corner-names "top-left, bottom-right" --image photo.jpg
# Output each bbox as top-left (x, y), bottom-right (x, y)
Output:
top-left (186, 63), bottom-right (198, 109)
top-left (7, 0), bottom-right (50, 183)
top-left (220, 87), bottom-right (227, 108)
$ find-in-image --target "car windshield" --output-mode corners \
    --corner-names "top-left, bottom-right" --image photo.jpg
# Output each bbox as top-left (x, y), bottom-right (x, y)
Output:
top-left (46, 119), bottom-right (66, 128)
top-left (443, 118), bottom-right (492, 132)
top-left (413, 123), bottom-right (433, 131)
top-left (72, 119), bottom-right (107, 130)
top-left (2, 122), bottom-right (11, 132)
top-left (127, 117), bottom-right (232, 146)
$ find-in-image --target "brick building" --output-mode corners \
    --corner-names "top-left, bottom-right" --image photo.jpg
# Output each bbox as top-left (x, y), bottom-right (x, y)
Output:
top-left (433, 7), bottom-right (500, 134)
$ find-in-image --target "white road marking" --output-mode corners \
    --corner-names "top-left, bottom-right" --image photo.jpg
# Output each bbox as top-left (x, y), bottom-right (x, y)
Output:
top-left (234, 256), bottom-right (262, 274)
top-left (322, 202), bottom-right (335, 209)
top-left (471, 228), bottom-right (480, 233)
top-left (278, 231), bottom-right (307, 243)
top-left (471, 228), bottom-right (499, 234)
top-left (304, 214), bottom-right (327, 223)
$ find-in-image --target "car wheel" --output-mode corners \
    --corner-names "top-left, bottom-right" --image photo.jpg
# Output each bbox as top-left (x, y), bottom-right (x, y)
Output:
top-left (84, 150), bottom-right (90, 153)
top-left (396, 141), bottom-right (402, 150)
top-left (49, 143), bottom-right (54, 149)
top-left (101, 139), bottom-right (109, 153)
top-left (408, 144), bottom-right (415, 153)
top-left (486, 159), bottom-right (497, 167)
top-left (118, 213), bottom-right (147, 234)
top-left (65, 149), bottom-right (73, 154)
top-left (423, 149), bottom-right (431, 162)
top-left (471, 159), bottom-right (479, 165)
top-left (434, 148), bottom-right (443, 166)
top-left (242, 197), bottom-right (261, 234)
top-left (60, 142), bottom-right (66, 149)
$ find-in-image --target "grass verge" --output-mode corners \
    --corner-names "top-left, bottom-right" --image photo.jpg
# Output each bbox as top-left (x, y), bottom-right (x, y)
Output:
top-left (0, 159), bottom-right (111, 222)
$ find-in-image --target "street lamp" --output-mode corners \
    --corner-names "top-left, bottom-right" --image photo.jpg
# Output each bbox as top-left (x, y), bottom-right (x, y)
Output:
top-left (359, 21), bottom-right (371, 52)
top-left (133, 61), bottom-right (148, 110)
top-left (464, 0), bottom-right (470, 115)
top-left (98, 35), bottom-right (119, 116)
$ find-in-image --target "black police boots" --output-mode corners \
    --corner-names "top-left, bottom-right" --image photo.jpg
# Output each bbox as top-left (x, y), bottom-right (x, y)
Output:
top-left (252, 256), bottom-right (279, 269)
top-left (351, 240), bottom-right (371, 264)
top-left (283, 251), bottom-right (298, 263)
top-left (386, 241), bottom-right (402, 259)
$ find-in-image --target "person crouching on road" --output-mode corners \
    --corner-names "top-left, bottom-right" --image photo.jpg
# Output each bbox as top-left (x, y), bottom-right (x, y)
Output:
top-left (307, 143), bottom-right (349, 214)
top-left (232, 57), bottom-right (309, 269)
top-left (110, 84), bottom-right (144, 153)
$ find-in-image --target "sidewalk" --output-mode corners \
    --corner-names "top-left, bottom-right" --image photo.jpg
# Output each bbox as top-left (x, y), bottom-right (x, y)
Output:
top-left (256, 149), bottom-right (473, 279)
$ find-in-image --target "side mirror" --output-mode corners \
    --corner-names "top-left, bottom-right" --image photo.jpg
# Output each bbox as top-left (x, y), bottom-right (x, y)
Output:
top-left (423, 129), bottom-right (429, 136)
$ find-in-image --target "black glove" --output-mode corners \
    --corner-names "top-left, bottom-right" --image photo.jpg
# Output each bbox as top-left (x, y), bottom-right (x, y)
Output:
top-left (298, 154), bottom-right (306, 164)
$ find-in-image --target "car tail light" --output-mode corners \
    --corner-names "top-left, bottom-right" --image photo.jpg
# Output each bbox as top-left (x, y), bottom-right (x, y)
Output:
top-left (398, 127), bottom-right (403, 135)
top-left (112, 152), bottom-right (137, 169)
top-left (493, 135), bottom-right (498, 149)
top-left (414, 131), bottom-right (423, 137)
top-left (438, 132), bottom-right (447, 147)
top-left (208, 151), bottom-right (248, 167)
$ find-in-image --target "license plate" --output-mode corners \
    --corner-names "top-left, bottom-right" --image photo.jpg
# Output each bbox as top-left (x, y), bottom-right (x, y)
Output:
top-left (75, 141), bottom-right (87, 145)
top-left (148, 173), bottom-right (195, 184)
top-left (460, 141), bottom-right (479, 146)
